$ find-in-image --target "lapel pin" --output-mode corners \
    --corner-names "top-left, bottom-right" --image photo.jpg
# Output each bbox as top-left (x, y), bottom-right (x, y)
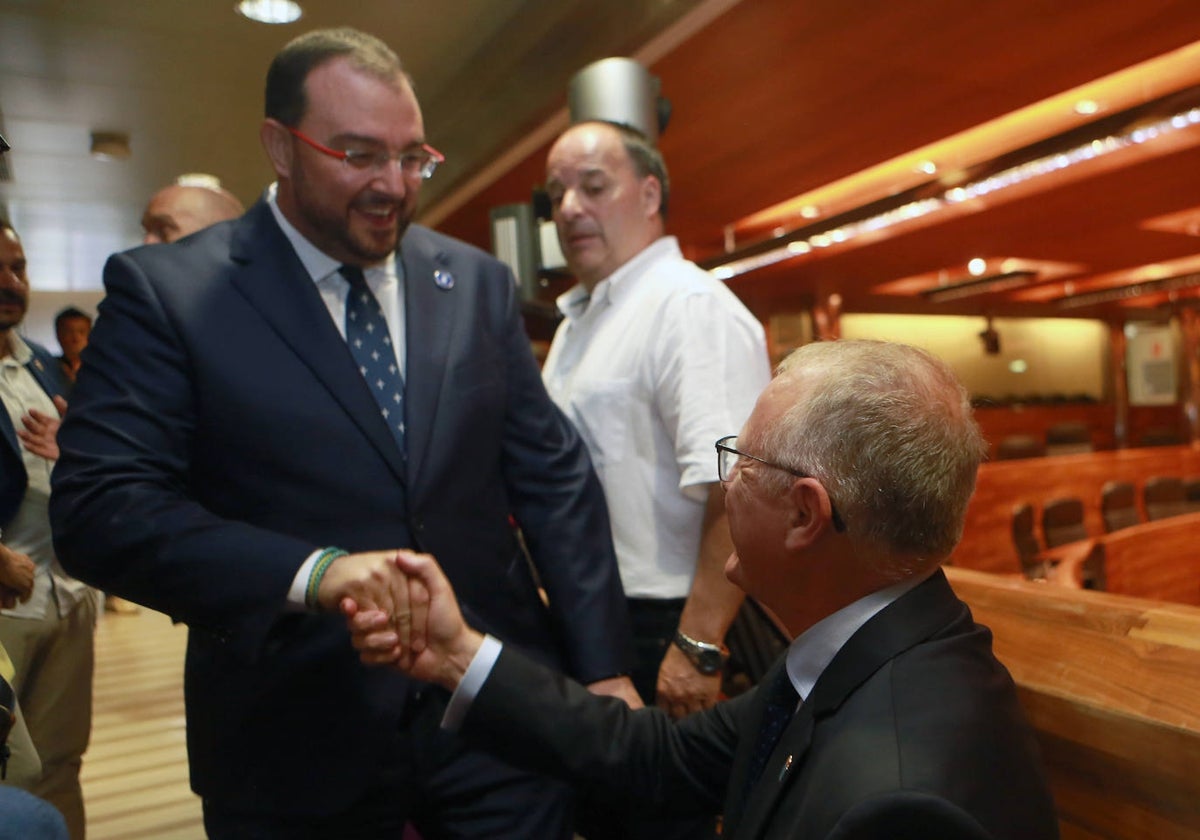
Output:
top-left (32, 358), bottom-right (44, 371)
top-left (433, 269), bottom-right (454, 290)
top-left (778, 754), bottom-right (793, 781)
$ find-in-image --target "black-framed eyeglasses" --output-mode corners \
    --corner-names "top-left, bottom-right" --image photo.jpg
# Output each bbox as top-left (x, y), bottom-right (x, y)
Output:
top-left (286, 125), bottom-right (445, 180)
top-left (715, 435), bottom-right (847, 532)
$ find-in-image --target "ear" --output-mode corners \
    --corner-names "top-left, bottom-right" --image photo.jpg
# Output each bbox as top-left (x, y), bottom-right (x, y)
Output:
top-left (783, 477), bottom-right (837, 550)
top-left (260, 119), bottom-right (293, 179)
top-left (640, 175), bottom-right (662, 220)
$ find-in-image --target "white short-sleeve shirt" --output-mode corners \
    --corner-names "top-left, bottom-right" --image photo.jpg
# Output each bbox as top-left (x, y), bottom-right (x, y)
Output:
top-left (542, 237), bottom-right (770, 599)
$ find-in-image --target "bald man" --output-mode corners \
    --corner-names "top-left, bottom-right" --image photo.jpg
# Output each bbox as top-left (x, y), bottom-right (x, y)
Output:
top-left (141, 180), bottom-right (245, 244)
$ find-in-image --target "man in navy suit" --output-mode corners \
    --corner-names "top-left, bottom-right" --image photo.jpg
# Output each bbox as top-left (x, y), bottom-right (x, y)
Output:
top-left (0, 218), bottom-right (93, 840)
top-left (347, 340), bottom-right (1060, 840)
top-left (50, 27), bottom-right (634, 839)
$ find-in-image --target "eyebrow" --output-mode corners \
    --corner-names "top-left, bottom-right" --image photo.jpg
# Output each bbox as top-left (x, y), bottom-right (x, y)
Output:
top-left (328, 132), bottom-right (427, 151)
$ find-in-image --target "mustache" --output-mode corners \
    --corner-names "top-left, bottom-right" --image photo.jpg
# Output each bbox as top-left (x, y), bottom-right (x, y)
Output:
top-left (0, 289), bottom-right (25, 306)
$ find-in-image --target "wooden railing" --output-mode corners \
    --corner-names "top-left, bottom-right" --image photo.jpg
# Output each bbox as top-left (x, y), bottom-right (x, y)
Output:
top-left (946, 567), bottom-right (1200, 840)
top-left (953, 444), bottom-right (1200, 575)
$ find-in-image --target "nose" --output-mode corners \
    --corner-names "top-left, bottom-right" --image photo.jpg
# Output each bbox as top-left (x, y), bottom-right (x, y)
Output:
top-left (143, 232), bottom-right (162, 245)
top-left (370, 160), bottom-right (412, 199)
top-left (556, 187), bottom-right (583, 220)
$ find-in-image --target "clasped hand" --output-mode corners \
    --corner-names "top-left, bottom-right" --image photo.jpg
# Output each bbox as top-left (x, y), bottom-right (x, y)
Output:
top-left (333, 550), bottom-right (481, 690)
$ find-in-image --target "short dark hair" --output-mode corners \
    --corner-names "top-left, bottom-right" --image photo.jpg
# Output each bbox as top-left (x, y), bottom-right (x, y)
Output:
top-left (55, 306), bottom-right (92, 332)
top-left (610, 123), bottom-right (670, 220)
top-left (265, 27), bottom-right (408, 127)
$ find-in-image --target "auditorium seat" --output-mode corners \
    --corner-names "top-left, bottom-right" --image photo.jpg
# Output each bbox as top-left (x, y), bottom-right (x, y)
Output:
top-left (1144, 476), bottom-right (1189, 520)
top-left (1139, 426), bottom-right (1183, 447)
top-left (997, 434), bottom-right (1045, 460)
top-left (1042, 497), bottom-right (1089, 547)
top-left (1185, 477), bottom-right (1200, 514)
top-left (1010, 502), bottom-right (1048, 579)
top-left (1046, 421), bottom-right (1093, 456)
top-left (1100, 481), bottom-right (1141, 533)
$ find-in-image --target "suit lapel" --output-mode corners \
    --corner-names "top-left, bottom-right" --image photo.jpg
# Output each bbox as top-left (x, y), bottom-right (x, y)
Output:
top-left (227, 202), bottom-right (407, 484)
top-left (729, 571), bottom-right (967, 838)
top-left (398, 228), bottom-right (457, 492)
top-left (0, 344), bottom-right (64, 459)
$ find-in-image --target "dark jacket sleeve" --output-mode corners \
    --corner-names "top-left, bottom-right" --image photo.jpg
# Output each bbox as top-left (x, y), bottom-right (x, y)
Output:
top-left (50, 250), bottom-right (313, 658)
top-left (477, 245), bottom-right (633, 683)
top-left (462, 643), bottom-right (740, 816)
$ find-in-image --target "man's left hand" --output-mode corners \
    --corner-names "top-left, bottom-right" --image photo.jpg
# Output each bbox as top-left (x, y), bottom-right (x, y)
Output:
top-left (655, 643), bottom-right (722, 719)
top-left (18, 396), bottom-right (66, 460)
top-left (586, 675), bottom-right (644, 710)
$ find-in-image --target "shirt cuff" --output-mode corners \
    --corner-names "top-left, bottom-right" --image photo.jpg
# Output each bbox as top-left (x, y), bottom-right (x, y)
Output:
top-left (441, 634), bottom-right (503, 731)
top-left (286, 549), bottom-right (325, 611)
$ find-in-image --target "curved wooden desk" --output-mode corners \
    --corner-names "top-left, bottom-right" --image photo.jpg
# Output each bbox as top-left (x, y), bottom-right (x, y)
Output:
top-left (1045, 511), bottom-right (1200, 605)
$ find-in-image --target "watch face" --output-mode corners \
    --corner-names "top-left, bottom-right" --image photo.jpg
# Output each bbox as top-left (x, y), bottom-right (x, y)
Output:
top-left (695, 650), bottom-right (724, 675)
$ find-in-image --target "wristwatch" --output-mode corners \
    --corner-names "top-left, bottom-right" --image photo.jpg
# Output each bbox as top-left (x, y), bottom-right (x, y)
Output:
top-left (672, 630), bottom-right (730, 676)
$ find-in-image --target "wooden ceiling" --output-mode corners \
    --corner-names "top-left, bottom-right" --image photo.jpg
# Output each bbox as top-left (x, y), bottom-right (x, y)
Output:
top-left (429, 0), bottom-right (1200, 323)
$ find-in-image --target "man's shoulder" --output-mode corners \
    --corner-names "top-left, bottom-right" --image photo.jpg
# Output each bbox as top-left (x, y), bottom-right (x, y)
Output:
top-left (404, 224), bottom-right (506, 271)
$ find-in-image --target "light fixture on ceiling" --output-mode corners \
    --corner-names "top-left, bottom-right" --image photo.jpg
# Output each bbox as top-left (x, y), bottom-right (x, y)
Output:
top-left (236, 0), bottom-right (303, 24)
top-left (706, 102), bottom-right (1200, 282)
top-left (1074, 99), bottom-right (1100, 116)
top-left (917, 160), bottom-right (938, 175)
top-left (90, 131), bottom-right (131, 161)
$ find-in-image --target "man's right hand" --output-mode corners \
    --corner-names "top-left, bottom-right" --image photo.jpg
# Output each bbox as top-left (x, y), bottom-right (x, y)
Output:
top-left (0, 543), bottom-right (35, 608)
top-left (341, 550), bottom-right (483, 691)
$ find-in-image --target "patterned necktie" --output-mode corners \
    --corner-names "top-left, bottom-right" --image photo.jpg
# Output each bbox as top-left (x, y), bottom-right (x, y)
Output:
top-left (341, 265), bottom-right (406, 456)
top-left (741, 665), bottom-right (800, 805)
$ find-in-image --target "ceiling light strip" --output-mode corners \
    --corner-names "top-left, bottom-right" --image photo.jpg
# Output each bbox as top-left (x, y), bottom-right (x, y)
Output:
top-left (709, 105), bottom-right (1200, 282)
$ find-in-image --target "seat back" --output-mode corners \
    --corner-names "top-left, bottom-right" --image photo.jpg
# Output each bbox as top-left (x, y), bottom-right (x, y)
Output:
top-left (1144, 476), bottom-right (1188, 521)
top-left (1100, 480), bottom-right (1140, 533)
top-left (1185, 477), bottom-right (1200, 514)
top-left (1042, 497), bottom-right (1088, 548)
top-left (1046, 421), bottom-right (1093, 456)
top-left (997, 434), bottom-right (1045, 461)
top-left (1011, 502), bottom-right (1045, 577)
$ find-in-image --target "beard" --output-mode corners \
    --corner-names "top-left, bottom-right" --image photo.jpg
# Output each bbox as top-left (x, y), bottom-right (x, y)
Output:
top-left (290, 164), bottom-right (414, 265)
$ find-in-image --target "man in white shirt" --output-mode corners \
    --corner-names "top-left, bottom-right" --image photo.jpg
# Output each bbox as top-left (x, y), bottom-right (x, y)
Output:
top-left (542, 121), bottom-right (770, 725)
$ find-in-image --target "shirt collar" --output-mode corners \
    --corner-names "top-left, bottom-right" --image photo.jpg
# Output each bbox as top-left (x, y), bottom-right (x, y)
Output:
top-left (785, 574), bottom-right (925, 701)
top-left (266, 182), bottom-right (398, 286)
top-left (1, 331), bottom-right (32, 366)
top-left (555, 236), bottom-right (682, 321)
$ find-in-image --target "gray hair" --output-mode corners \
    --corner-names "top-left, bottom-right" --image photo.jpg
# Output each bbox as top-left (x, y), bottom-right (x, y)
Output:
top-left (760, 340), bottom-right (986, 571)
top-left (609, 122), bottom-right (670, 220)
top-left (265, 27), bottom-right (409, 126)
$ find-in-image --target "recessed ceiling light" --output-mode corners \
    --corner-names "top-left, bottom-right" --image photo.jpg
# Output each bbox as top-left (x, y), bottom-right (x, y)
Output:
top-left (916, 160), bottom-right (938, 175)
top-left (1074, 99), bottom-right (1100, 116)
top-left (967, 257), bottom-right (987, 276)
top-left (236, 0), bottom-right (303, 24)
top-left (799, 205), bottom-right (820, 219)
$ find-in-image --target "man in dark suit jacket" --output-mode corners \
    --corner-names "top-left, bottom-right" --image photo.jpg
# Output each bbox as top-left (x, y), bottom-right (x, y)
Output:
top-left (50, 27), bottom-right (634, 839)
top-left (347, 339), bottom-right (1060, 840)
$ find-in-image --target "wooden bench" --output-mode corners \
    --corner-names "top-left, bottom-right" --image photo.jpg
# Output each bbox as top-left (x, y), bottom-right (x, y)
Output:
top-left (946, 567), bottom-right (1200, 839)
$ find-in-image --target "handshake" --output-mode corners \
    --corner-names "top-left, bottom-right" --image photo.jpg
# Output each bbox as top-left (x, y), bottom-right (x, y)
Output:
top-left (324, 550), bottom-right (642, 706)
top-left (318, 550), bottom-right (485, 693)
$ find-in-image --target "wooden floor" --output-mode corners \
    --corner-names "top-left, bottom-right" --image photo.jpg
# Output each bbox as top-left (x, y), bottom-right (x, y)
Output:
top-left (84, 607), bottom-right (204, 839)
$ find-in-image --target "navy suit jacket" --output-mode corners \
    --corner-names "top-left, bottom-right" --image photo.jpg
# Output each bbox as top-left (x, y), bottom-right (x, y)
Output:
top-left (1, 339), bottom-right (69, 529)
top-left (50, 201), bottom-right (632, 813)
top-left (461, 570), bottom-right (1059, 840)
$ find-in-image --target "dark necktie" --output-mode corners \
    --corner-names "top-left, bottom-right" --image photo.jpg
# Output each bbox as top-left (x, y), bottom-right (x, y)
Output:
top-left (341, 265), bottom-right (406, 455)
top-left (741, 665), bottom-right (800, 804)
